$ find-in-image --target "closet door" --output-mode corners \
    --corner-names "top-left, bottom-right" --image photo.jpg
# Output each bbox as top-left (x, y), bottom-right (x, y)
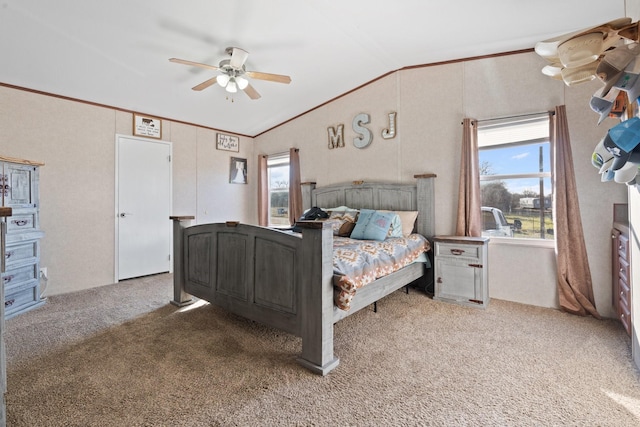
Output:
top-left (117, 136), bottom-right (172, 280)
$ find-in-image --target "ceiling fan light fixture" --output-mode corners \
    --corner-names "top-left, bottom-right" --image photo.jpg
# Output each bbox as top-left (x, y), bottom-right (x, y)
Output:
top-left (226, 78), bottom-right (238, 93)
top-left (217, 74), bottom-right (230, 88)
top-left (236, 76), bottom-right (249, 90)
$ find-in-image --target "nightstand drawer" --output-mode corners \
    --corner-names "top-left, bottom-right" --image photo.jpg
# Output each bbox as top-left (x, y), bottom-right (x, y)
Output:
top-left (435, 243), bottom-right (481, 260)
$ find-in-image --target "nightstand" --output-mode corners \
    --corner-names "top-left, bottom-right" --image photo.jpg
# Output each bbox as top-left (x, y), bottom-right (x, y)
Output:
top-left (433, 235), bottom-right (489, 308)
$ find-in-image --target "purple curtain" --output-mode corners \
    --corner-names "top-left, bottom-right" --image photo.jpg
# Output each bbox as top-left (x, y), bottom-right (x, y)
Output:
top-left (552, 105), bottom-right (600, 318)
top-left (456, 118), bottom-right (482, 237)
top-left (257, 154), bottom-right (268, 226)
top-left (288, 148), bottom-right (303, 225)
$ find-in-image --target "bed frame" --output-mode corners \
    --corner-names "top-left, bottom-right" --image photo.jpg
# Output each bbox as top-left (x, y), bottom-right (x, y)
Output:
top-left (170, 174), bottom-right (436, 375)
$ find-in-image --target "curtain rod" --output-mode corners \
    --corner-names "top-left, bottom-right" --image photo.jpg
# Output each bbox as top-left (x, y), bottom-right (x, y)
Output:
top-left (262, 149), bottom-right (298, 159)
top-left (462, 110), bottom-right (555, 125)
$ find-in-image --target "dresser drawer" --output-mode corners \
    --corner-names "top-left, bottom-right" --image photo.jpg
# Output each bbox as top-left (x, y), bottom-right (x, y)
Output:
top-left (2, 263), bottom-right (38, 292)
top-left (435, 242), bottom-right (481, 260)
top-left (618, 233), bottom-right (629, 261)
top-left (4, 283), bottom-right (40, 319)
top-left (620, 299), bottom-right (631, 336)
top-left (619, 276), bottom-right (630, 309)
top-left (619, 257), bottom-right (630, 285)
top-left (5, 211), bottom-right (38, 234)
top-left (5, 240), bottom-right (39, 268)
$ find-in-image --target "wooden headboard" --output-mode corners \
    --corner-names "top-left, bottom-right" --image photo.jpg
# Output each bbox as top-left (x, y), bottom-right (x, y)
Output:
top-left (300, 174), bottom-right (436, 239)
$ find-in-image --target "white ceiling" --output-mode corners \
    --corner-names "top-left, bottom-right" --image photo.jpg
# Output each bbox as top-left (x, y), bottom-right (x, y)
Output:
top-left (0, 1), bottom-right (628, 137)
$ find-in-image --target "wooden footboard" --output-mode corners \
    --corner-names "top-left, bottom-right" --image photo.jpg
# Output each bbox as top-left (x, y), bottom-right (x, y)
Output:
top-left (170, 218), bottom-right (340, 375)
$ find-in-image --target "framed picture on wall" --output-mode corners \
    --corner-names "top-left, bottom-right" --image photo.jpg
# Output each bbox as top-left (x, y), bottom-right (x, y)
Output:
top-left (217, 133), bottom-right (240, 152)
top-left (133, 113), bottom-right (162, 139)
top-left (229, 157), bottom-right (247, 184)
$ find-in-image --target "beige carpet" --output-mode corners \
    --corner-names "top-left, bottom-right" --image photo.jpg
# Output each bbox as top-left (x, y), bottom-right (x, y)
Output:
top-left (4, 274), bottom-right (640, 426)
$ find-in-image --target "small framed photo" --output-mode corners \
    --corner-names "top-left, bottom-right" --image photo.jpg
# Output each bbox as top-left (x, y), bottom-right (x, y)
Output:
top-left (217, 133), bottom-right (240, 152)
top-left (229, 157), bottom-right (247, 184)
top-left (133, 113), bottom-right (162, 139)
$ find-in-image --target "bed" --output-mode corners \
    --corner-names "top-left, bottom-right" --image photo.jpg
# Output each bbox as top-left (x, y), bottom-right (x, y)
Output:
top-left (169, 174), bottom-right (436, 375)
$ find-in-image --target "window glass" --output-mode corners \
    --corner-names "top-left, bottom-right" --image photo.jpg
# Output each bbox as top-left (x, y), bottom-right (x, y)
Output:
top-left (267, 155), bottom-right (290, 226)
top-left (478, 115), bottom-right (553, 240)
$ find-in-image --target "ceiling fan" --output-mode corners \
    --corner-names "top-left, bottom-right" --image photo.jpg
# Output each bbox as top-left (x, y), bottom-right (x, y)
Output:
top-left (169, 47), bottom-right (291, 100)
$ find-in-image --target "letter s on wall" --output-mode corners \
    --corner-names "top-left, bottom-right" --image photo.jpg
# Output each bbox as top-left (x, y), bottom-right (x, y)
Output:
top-left (352, 113), bottom-right (372, 148)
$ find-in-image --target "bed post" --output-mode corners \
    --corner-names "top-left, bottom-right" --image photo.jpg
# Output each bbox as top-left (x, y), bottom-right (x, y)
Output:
top-left (170, 216), bottom-right (195, 307)
top-left (296, 220), bottom-right (340, 375)
top-left (415, 174), bottom-right (436, 291)
top-left (414, 174), bottom-right (436, 238)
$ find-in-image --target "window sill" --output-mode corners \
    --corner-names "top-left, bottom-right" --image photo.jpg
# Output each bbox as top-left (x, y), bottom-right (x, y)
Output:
top-left (487, 236), bottom-right (555, 249)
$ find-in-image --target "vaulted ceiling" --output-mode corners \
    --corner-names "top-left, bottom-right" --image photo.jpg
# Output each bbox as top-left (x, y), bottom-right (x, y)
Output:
top-left (0, 1), bottom-right (628, 136)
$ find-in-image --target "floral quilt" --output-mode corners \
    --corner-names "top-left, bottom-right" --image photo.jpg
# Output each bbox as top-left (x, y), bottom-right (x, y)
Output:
top-left (332, 234), bottom-right (430, 310)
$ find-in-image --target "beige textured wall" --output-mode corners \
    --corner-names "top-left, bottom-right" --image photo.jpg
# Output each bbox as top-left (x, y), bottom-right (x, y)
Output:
top-left (0, 50), bottom-right (629, 318)
top-left (255, 51), bottom-right (628, 318)
top-left (0, 86), bottom-right (254, 295)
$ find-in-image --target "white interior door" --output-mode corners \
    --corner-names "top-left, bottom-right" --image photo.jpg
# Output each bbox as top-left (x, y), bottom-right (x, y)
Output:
top-left (117, 136), bottom-right (172, 280)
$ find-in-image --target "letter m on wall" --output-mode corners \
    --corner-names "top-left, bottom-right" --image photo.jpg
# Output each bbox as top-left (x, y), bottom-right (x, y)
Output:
top-left (327, 124), bottom-right (345, 149)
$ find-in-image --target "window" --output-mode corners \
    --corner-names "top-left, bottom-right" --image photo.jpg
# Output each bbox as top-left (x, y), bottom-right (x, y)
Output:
top-left (267, 153), bottom-right (290, 226)
top-left (477, 114), bottom-right (553, 240)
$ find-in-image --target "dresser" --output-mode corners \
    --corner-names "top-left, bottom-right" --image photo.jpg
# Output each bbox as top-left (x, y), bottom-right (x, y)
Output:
top-left (612, 204), bottom-right (631, 336)
top-left (433, 235), bottom-right (489, 308)
top-left (0, 208), bottom-right (11, 426)
top-left (1, 156), bottom-right (45, 319)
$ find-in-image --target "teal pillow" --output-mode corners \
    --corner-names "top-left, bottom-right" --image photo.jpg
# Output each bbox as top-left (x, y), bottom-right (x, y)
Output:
top-left (350, 209), bottom-right (395, 241)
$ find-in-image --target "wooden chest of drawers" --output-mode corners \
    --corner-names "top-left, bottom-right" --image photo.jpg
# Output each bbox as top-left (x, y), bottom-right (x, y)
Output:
top-left (1, 158), bottom-right (45, 319)
top-left (613, 220), bottom-right (631, 336)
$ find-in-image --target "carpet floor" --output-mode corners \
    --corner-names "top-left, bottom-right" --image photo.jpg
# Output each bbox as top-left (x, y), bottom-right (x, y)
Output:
top-left (4, 274), bottom-right (640, 426)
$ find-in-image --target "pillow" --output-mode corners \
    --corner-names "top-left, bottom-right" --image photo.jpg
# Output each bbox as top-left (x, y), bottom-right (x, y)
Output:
top-left (380, 210), bottom-right (419, 237)
top-left (328, 210), bottom-right (358, 236)
top-left (386, 213), bottom-right (403, 238)
top-left (350, 209), bottom-right (396, 241)
top-left (325, 206), bottom-right (357, 213)
top-left (396, 211), bottom-right (419, 236)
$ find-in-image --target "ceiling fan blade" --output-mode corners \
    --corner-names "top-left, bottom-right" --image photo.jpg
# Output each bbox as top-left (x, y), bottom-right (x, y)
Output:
top-left (229, 47), bottom-right (249, 69)
top-left (192, 77), bottom-right (219, 91)
top-left (245, 71), bottom-right (291, 84)
top-left (169, 57), bottom-right (219, 71)
top-left (243, 83), bottom-right (261, 100)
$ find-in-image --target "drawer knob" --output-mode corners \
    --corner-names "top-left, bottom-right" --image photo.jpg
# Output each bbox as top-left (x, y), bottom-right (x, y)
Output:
top-left (450, 249), bottom-right (464, 256)
top-left (12, 219), bottom-right (28, 227)
top-left (5, 299), bottom-right (14, 307)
